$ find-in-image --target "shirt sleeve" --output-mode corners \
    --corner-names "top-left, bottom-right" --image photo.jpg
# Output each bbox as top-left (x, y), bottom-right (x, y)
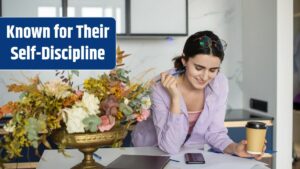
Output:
top-left (150, 84), bottom-right (188, 154)
top-left (204, 76), bottom-right (233, 152)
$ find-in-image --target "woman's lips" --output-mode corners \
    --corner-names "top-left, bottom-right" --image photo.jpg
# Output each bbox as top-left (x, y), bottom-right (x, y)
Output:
top-left (195, 78), bottom-right (206, 85)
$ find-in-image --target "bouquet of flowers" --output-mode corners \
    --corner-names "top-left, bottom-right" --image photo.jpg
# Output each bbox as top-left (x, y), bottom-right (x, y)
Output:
top-left (0, 47), bottom-right (151, 161)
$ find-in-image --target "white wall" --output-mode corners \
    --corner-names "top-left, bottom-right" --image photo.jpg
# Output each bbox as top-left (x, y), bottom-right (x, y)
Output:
top-left (241, 0), bottom-right (293, 168)
top-left (276, 0), bottom-right (293, 168)
top-left (241, 0), bottom-right (277, 117)
top-left (0, 0), bottom-right (244, 110)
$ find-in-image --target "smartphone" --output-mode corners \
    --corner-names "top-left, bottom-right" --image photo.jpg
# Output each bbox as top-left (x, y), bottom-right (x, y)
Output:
top-left (184, 153), bottom-right (205, 164)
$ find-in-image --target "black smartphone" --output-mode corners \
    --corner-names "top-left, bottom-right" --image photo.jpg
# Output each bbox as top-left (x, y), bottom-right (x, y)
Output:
top-left (184, 153), bottom-right (205, 164)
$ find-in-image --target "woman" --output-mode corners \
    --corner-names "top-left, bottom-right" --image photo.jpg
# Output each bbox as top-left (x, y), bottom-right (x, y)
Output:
top-left (132, 31), bottom-right (264, 160)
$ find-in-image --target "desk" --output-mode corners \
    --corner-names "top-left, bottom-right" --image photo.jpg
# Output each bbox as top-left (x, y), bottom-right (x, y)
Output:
top-left (37, 146), bottom-right (269, 169)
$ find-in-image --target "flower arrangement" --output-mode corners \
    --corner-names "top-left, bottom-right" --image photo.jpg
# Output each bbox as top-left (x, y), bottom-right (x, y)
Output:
top-left (0, 47), bottom-right (151, 161)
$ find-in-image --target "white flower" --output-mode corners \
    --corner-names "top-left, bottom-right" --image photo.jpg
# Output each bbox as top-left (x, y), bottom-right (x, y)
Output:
top-left (141, 96), bottom-right (151, 109)
top-left (79, 93), bottom-right (100, 115)
top-left (62, 107), bottom-right (89, 133)
top-left (3, 120), bottom-right (15, 132)
top-left (124, 97), bottom-right (129, 105)
top-left (62, 93), bottom-right (100, 133)
top-left (43, 79), bottom-right (71, 99)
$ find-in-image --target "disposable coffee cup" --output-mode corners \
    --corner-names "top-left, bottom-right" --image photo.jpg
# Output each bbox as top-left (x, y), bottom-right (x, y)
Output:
top-left (245, 121), bottom-right (267, 154)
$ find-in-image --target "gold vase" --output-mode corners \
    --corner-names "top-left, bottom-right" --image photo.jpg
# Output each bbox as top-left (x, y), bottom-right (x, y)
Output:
top-left (52, 127), bottom-right (128, 169)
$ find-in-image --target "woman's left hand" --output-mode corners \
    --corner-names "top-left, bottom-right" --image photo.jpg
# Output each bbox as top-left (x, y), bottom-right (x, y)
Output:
top-left (234, 140), bottom-right (266, 160)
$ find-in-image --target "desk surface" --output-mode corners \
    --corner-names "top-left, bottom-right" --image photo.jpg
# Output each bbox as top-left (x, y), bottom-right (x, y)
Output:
top-left (37, 146), bottom-right (269, 169)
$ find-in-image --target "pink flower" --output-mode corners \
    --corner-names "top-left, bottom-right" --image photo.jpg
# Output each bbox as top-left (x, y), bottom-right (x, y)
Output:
top-left (120, 82), bottom-right (127, 89)
top-left (100, 95), bottom-right (119, 116)
top-left (75, 90), bottom-right (83, 97)
top-left (98, 115), bottom-right (115, 132)
top-left (136, 109), bottom-right (150, 122)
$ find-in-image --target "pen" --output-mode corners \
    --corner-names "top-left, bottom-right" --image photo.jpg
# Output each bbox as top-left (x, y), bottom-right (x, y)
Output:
top-left (156, 69), bottom-right (185, 83)
top-left (169, 159), bottom-right (180, 162)
top-left (93, 153), bottom-right (102, 160)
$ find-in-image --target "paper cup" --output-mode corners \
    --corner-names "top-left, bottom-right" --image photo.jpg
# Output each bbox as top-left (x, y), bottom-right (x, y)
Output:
top-left (245, 121), bottom-right (267, 154)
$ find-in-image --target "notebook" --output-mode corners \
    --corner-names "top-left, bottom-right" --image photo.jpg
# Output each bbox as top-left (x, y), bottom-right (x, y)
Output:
top-left (105, 154), bottom-right (170, 169)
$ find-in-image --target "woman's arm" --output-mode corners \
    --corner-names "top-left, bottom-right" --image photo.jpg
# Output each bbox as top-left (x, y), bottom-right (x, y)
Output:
top-left (204, 75), bottom-right (233, 152)
top-left (151, 83), bottom-right (188, 154)
top-left (223, 142), bottom-right (238, 154)
top-left (205, 75), bottom-right (265, 160)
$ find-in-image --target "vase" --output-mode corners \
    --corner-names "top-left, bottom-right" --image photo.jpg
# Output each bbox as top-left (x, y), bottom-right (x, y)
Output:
top-left (52, 127), bottom-right (128, 169)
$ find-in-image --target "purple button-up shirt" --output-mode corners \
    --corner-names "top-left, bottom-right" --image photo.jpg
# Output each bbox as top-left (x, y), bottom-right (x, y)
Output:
top-left (132, 69), bottom-right (233, 154)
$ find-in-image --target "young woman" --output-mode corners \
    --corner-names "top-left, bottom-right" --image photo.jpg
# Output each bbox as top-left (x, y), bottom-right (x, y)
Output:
top-left (132, 31), bottom-right (264, 160)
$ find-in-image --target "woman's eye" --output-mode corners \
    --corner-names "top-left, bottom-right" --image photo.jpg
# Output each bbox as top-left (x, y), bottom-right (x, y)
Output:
top-left (195, 67), bottom-right (203, 71)
top-left (210, 69), bottom-right (218, 73)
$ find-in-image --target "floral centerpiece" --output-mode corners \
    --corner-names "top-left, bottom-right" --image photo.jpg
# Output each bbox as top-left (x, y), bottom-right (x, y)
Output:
top-left (0, 47), bottom-right (151, 164)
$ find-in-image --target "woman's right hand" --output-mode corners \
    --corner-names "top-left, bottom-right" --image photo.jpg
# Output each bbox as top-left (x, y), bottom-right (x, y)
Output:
top-left (160, 72), bottom-right (181, 114)
top-left (160, 72), bottom-right (181, 99)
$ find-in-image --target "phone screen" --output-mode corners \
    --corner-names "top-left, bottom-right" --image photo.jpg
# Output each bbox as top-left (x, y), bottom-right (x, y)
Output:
top-left (184, 153), bottom-right (205, 164)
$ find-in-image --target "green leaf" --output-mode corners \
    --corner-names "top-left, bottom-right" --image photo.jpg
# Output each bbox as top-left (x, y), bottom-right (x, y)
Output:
top-left (119, 103), bottom-right (133, 115)
top-left (82, 115), bottom-right (100, 132)
top-left (24, 116), bottom-right (47, 148)
top-left (116, 69), bottom-right (130, 83)
top-left (38, 114), bottom-right (47, 132)
top-left (71, 70), bottom-right (79, 77)
top-left (19, 92), bottom-right (27, 99)
top-left (16, 112), bottom-right (23, 124)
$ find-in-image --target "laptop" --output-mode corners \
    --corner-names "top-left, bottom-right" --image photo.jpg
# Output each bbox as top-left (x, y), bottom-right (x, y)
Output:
top-left (105, 154), bottom-right (170, 169)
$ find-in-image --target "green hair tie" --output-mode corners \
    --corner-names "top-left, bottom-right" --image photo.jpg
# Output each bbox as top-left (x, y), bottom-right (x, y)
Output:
top-left (199, 41), bottom-right (205, 47)
top-left (199, 36), bottom-right (210, 47)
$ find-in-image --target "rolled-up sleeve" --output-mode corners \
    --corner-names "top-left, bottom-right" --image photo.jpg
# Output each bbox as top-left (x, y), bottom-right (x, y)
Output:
top-left (204, 76), bottom-right (233, 152)
top-left (151, 85), bottom-right (188, 154)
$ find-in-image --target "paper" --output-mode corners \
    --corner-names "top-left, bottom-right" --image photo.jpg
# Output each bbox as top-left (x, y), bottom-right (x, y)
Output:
top-left (165, 150), bottom-right (268, 169)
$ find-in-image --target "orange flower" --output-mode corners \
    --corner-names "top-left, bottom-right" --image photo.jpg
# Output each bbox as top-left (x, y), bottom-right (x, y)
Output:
top-left (7, 84), bottom-right (28, 92)
top-left (0, 102), bottom-right (17, 118)
top-left (62, 93), bottom-right (82, 107)
top-left (116, 46), bottom-right (130, 67)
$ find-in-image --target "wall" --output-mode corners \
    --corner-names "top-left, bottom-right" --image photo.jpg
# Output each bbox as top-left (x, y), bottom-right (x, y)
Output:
top-left (241, 0), bottom-right (276, 117)
top-left (276, 0), bottom-right (293, 168)
top-left (241, 0), bottom-right (293, 168)
top-left (0, 0), bottom-right (244, 110)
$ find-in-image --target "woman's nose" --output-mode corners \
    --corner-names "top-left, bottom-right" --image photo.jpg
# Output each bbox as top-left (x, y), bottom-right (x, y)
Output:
top-left (201, 70), bottom-right (209, 81)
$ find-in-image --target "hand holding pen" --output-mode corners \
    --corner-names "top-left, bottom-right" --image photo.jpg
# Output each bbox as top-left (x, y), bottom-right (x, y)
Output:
top-left (158, 69), bottom-right (185, 114)
top-left (156, 69), bottom-right (185, 83)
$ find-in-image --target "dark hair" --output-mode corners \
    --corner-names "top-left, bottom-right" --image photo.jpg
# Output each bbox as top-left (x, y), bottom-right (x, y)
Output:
top-left (173, 31), bottom-right (225, 71)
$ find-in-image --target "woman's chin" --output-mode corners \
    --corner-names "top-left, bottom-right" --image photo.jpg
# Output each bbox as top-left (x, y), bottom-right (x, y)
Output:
top-left (192, 83), bottom-right (207, 90)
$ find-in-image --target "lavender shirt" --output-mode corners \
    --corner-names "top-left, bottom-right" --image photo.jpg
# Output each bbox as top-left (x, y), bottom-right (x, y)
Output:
top-left (132, 69), bottom-right (233, 154)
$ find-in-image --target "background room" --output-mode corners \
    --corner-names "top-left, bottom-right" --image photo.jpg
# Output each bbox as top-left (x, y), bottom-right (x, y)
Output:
top-left (0, 0), bottom-right (293, 169)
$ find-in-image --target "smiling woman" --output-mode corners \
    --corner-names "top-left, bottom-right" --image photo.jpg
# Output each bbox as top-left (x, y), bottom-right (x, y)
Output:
top-left (132, 30), bottom-right (267, 160)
